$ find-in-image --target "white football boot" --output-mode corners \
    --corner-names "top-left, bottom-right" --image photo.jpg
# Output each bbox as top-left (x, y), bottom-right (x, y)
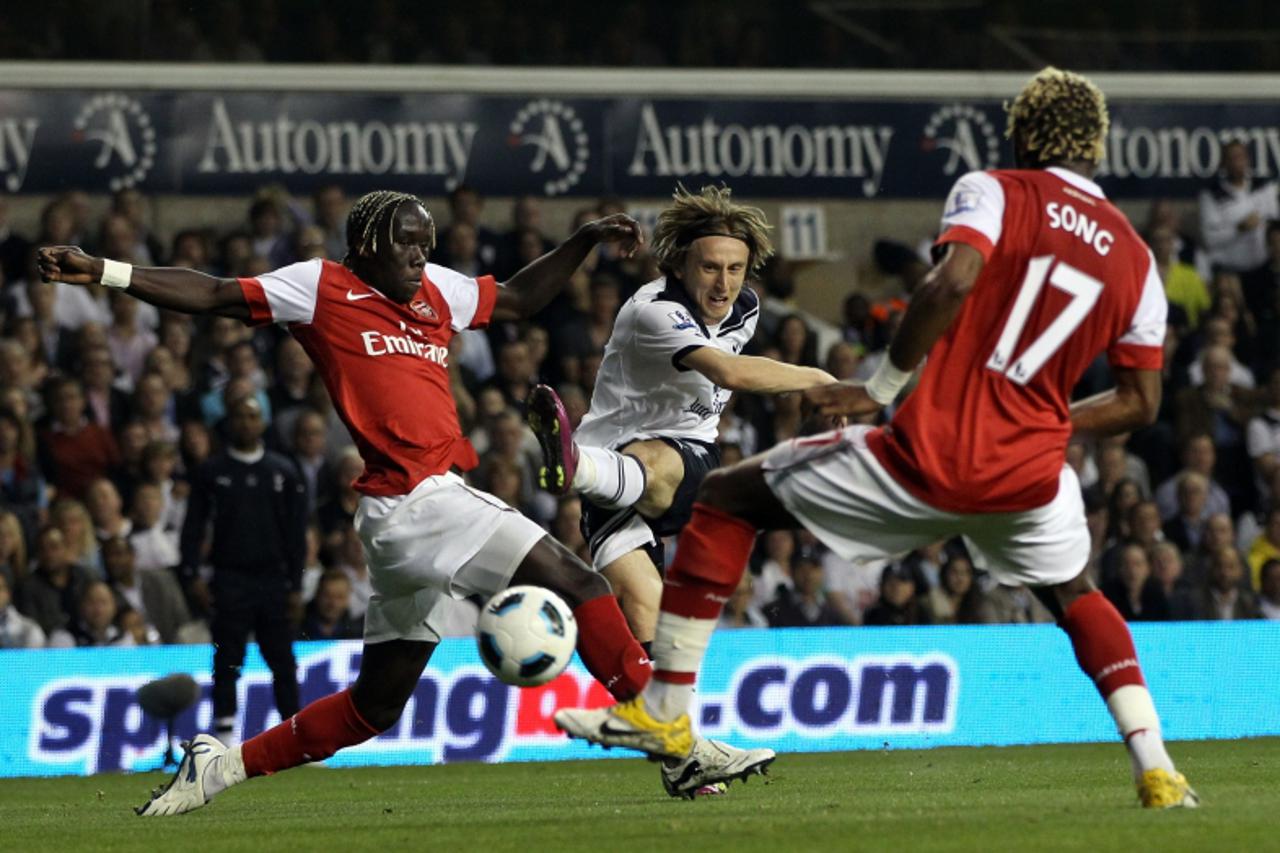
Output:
top-left (135, 734), bottom-right (226, 816)
top-left (661, 737), bottom-right (776, 799)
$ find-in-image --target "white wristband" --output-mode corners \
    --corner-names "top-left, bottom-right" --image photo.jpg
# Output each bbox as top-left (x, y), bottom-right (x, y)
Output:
top-left (864, 358), bottom-right (913, 405)
top-left (100, 258), bottom-right (133, 290)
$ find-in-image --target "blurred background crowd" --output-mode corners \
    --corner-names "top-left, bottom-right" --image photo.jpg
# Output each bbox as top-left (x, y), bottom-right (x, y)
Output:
top-left (2, 0), bottom-right (1279, 71)
top-left (1, 130), bottom-right (1279, 652)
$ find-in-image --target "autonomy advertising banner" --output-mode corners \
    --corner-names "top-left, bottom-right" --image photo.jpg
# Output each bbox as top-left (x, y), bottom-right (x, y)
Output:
top-left (2, 622), bottom-right (1278, 778)
top-left (1, 90), bottom-right (1279, 199)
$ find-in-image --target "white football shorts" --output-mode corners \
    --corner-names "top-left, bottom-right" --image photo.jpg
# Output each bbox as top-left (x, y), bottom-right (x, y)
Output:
top-left (355, 472), bottom-right (547, 644)
top-left (761, 425), bottom-right (1089, 588)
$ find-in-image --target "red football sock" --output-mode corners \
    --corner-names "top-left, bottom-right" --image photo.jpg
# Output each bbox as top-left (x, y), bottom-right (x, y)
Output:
top-left (1060, 590), bottom-right (1147, 698)
top-left (573, 594), bottom-right (652, 701)
top-left (661, 503), bottom-right (757, 620)
top-left (651, 503), bottom-right (757, 686)
top-left (241, 688), bottom-right (380, 778)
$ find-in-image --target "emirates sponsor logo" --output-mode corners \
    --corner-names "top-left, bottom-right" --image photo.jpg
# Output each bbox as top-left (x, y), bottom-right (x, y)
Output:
top-left (360, 320), bottom-right (448, 366)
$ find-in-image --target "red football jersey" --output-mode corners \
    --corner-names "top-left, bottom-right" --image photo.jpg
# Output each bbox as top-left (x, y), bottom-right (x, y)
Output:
top-left (238, 259), bottom-right (497, 497)
top-left (866, 167), bottom-right (1167, 513)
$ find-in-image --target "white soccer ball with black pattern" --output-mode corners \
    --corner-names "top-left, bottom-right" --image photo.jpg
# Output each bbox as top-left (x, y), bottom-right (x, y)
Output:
top-left (476, 585), bottom-right (578, 687)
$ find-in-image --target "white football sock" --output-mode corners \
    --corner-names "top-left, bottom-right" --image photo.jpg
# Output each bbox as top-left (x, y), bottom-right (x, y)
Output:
top-left (1106, 685), bottom-right (1176, 781)
top-left (203, 745), bottom-right (247, 798)
top-left (572, 446), bottom-right (646, 510)
top-left (641, 611), bottom-right (716, 721)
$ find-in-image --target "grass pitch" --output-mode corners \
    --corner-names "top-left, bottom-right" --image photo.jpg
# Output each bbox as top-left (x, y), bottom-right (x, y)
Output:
top-left (2, 739), bottom-right (1277, 852)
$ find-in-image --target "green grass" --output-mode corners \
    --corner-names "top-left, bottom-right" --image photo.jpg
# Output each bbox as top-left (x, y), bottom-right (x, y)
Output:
top-left (2, 739), bottom-right (1278, 852)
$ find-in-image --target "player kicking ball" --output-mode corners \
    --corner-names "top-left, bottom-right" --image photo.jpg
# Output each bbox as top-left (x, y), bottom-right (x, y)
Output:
top-left (41, 192), bottom-right (726, 814)
top-left (555, 68), bottom-right (1199, 809)
top-left (529, 185), bottom-right (835, 795)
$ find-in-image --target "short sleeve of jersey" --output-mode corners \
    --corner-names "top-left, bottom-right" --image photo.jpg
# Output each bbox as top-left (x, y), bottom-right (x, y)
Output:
top-left (634, 301), bottom-right (710, 371)
top-left (1107, 251), bottom-right (1167, 370)
top-left (426, 263), bottom-right (497, 331)
top-left (934, 171), bottom-right (1006, 261)
top-left (238, 259), bottom-right (322, 327)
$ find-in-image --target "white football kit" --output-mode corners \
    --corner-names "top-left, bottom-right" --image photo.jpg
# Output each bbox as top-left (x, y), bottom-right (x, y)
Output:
top-left (576, 277), bottom-right (759, 450)
top-left (576, 278), bottom-right (759, 569)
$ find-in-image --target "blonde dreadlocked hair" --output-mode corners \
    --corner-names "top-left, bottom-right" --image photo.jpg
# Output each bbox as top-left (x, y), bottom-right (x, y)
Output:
top-left (344, 190), bottom-right (434, 263)
top-left (1005, 67), bottom-right (1109, 167)
top-left (651, 185), bottom-right (774, 277)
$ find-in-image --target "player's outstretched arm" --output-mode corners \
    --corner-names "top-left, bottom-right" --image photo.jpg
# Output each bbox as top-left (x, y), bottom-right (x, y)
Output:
top-left (38, 245), bottom-right (250, 320)
top-left (492, 214), bottom-right (643, 322)
top-left (1069, 366), bottom-right (1162, 440)
top-left (680, 347), bottom-right (835, 394)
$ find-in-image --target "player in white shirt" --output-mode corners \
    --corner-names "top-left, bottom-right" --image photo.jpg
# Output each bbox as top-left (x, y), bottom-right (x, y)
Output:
top-left (528, 187), bottom-right (834, 793)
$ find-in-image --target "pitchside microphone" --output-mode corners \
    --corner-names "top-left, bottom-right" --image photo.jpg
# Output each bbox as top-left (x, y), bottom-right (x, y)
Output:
top-left (136, 673), bottom-right (200, 768)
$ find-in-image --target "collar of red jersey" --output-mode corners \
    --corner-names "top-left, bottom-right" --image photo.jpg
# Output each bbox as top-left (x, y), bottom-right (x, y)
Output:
top-left (1046, 166), bottom-right (1105, 199)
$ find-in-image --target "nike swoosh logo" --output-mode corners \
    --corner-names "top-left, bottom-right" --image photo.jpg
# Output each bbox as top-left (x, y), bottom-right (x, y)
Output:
top-left (346, 290), bottom-right (376, 301)
top-left (598, 722), bottom-right (637, 738)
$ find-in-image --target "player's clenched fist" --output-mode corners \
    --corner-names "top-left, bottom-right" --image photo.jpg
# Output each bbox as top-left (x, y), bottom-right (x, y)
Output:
top-left (802, 381), bottom-right (883, 418)
top-left (38, 245), bottom-right (102, 286)
top-left (582, 213), bottom-right (645, 258)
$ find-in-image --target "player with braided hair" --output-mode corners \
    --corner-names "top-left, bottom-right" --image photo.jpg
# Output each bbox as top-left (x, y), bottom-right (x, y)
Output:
top-left (40, 190), bottom-right (662, 814)
top-left (557, 68), bottom-right (1199, 809)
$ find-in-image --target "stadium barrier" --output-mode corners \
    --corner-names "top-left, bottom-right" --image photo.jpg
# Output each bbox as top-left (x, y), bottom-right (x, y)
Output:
top-left (3, 622), bottom-right (1277, 778)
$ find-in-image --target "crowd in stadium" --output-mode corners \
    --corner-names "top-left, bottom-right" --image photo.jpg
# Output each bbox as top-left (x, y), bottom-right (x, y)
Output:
top-left (3, 0), bottom-right (1277, 72)
top-left (0, 148), bottom-right (1279, 650)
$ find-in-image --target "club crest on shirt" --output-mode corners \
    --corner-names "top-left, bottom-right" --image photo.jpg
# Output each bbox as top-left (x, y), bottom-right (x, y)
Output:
top-left (945, 188), bottom-right (977, 217)
top-left (410, 299), bottom-right (438, 321)
top-left (668, 309), bottom-right (696, 331)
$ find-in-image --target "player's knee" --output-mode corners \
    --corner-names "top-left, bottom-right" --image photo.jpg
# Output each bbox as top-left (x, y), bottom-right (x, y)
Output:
top-left (695, 467), bottom-right (735, 510)
top-left (350, 685), bottom-right (409, 732)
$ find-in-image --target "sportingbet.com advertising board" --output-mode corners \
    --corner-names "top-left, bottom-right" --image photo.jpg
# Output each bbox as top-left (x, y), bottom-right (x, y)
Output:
top-left (1, 623), bottom-right (1277, 777)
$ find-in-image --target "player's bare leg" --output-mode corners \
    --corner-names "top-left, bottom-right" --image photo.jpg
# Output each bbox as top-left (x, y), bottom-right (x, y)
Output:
top-left (137, 639), bottom-right (435, 816)
top-left (1034, 575), bottom-right (1199, 808)
top-left (555, 454), bottom-right (795, 758)
top-left (602, 549), bottom-right (664, 644)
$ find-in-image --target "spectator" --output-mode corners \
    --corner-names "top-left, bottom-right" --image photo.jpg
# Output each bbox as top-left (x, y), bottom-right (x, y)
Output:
top-left (0, 510), bottom-right (29, 590)
top-left (315, 449), bottom-right (363, 561)
top-left (767, 548), bottom-right (847, 627)
top-left (57, 580), bottom-right (133, 647)
top-left (268, 338), bottom-right (316, 445)
top-left (289, 410), bottom-right (332, 515)
top-left (1186, 316), bottom-right (1255, 389)
top-left (719, 572), bottom-right (768, 629)
top-left (77, 345), bottom-right (130, 431)
top-left (752, 529), bottom-right (795, 610)
top-left (1259, 559), bottom-right (1280, 620)
top-left (775, 314), bottom-right (819, 368)
top-left (1149, 224), bottom-right (1210, 327)
top-left (333, 527), bottom-right (371, 620)
top-left (1150, 542), bottom-right (1197, 620)
top-left (49, 497), bottom-right (99, 574)
top-left (106, 290), bottom-right (158, 389)
top-left (437, 184), bottom-right (500, 272)
top-left (180, 395), bottom-right (306, 744)
top-left (1102, 544), bottom-right (1167, 621)
top-left (861, 562), bottom-right (927, 626)
top-left (37, 377), bottom-right (120, 500)
top-left (102, 535), bottom-right (190, 644)
top-left (128, 481), bottom-right (181, 573)
top-left (485, 339), bottom-right (537, 411)
top-left (825, 341), bottom-right (861, 381)
top-left (0, 570), bottom-right (43, 647)
top-left (85, 477), bottom-right (131, 542)
top-left (1246, 508), bottom-right (1280, 591)
top-left (1193, 545), bottom-right (1261, 620)
top-left (300, 569), bottom-right (361, 640)
top-left (924, 553), bottom-right (996, 624)
top-left (0, 408), bottom-right (47, 531)
top-left (16, 526), bottom-right (95, 637)
top-left (1198, 139), bottom-right (1279, 317)
top-left (311, 184), bottom-right (349, 263)
top-left (1154, 435), bottom-right (1231, 521)
top-left (139, 439), bottom-right (187, 534)
top-left (1245, 368), bottom-right (1280, 507)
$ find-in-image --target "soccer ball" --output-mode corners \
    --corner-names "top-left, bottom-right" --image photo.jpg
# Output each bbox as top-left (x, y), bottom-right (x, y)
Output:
top-left (476, 585), bottom-right (578, 687)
